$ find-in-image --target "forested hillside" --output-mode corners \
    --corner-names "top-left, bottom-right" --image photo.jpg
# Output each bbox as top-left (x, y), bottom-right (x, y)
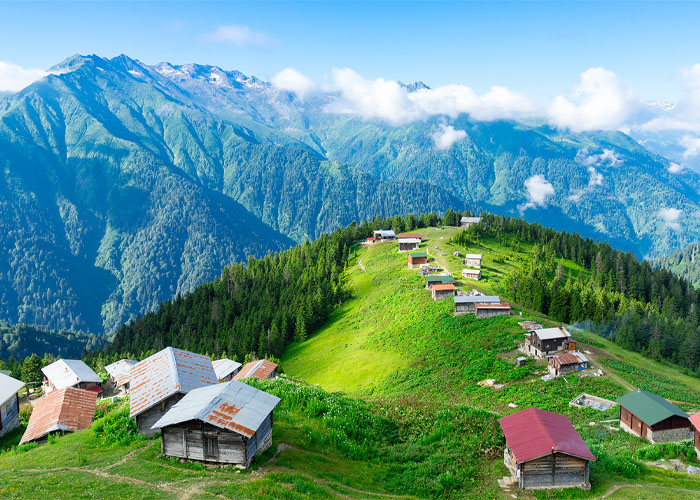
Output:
top-left (654, 242), bottom-right (700, 288)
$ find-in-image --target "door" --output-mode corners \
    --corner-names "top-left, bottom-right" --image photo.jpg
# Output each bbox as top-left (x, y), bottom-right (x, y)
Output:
top-left (203, 434), bottom-right (219, 461)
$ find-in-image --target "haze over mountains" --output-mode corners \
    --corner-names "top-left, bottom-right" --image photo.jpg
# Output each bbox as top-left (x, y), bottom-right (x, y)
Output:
top-left (2, 53), bottom-right (700, 337)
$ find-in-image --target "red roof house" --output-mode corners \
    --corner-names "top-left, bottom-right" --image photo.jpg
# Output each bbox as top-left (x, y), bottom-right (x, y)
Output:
top-left (20, 387), bottom-right (97, 445)
top-left (688, 412), bottom-right (700, 458)
top-left (233, 360), bottom-right (278, 381)
top-left (498, 408), bottom-right (595, 490)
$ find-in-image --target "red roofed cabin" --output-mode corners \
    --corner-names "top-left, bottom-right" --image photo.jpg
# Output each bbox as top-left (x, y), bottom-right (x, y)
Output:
top-left (691, 413), bottom-right (700, 460)
top-left (20, 387), bottom-right (97, 445)
top-left (233, 359), bottom-right (278, 381)
top-left (431, 283), bottom-right (455, 301)
top-left (499, 408), bottom-right (595, 490)
top-left (397, 233), bottom-right (423, 252)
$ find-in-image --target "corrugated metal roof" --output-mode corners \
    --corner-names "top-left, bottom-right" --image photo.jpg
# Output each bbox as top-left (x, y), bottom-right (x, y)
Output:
top-left (464, 253), bottom-right (482, 259)
top-left (462, 269), bottom-right (481, 275)
top-left (233, 360), bottom-right (278, 381)
top-left (432, 283), bottom-right (455, 291)
top-left (530, 327), bottom-right (571, 340)
top-left (475, 302), bottom-right (510, 309)
top-left (616, 390), bottom-right (689, 426)
top-left (20, 387), bottom-right (97, 444)
top-left (373, 230), bottom-right (396, 237)
top-left (408, 252), bottom-right (427, 258)
top-left (0, 373), bottom-right (25, 405)
top-left (212, 359), bottom-right (243, 381)
top-left (151, 380), bottom-right (280, 437)
top-left (552, 352), bottom-right (588, 365)
top-left (41, 359), bottom-right (102, 389)
top-left (460, 217), bottom-right (481, 223)
top-left (690, 412), bottom-right (700, 430)
top-left (518, 321), bottom-right (543, 330)
top-left (104, 359), bottom-right (138, 379)
top-left (454, 295), bottom-right (500, 304)
top-left (396, 233), bottom-right (423, 239)
top-left (498, 407), bottom-right (596, 463)
top-left (426, 275), bottom-right (455, 284)
top-left (129, 347), bottom-right (218, 418)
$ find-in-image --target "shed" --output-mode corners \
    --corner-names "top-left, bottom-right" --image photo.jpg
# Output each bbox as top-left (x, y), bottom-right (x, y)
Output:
top-left (461, 268), bottom-right (481, 280)
top-left (463, 253), bottom-right (482, 268)
top-left (475, 302), bottom-right (511, 318)
top-left (425, 275), bottom-right (455, 289)
top-left (41, 359), bottom-right (102, 394)
top-left (548, 352), bottom-right (588, 377)
top-left (453, 295), bottom-right (500, 314)
top-left (499, 407), bottom-right (595, 490)
top-left (152, 380), bottom-right (280, 466)
top-left (431, 283), bottom-right (455, 301)
top-left (460, 216), bottom-right (482, 227)
top-left (523, 327), bottom-right (571, 358)
top-left (234, 360), bottom-right (278, 381)
top-left (616, 390), bottom-right (692, 443)
top-left (407, 251), bottom-right (428, 269)
top-left (516, 357), bottom-right (527, 367)
top-left (129, 347), bottom-right (218, 436)
top-left (212, 359), bottom-right (243, 382)
top-left (0, 373), bottom-right (25, 438)
top-left (104, 359), bottom-right (138, 396)
top-left (372, 230), bottom-right (396, 241)
top-left (398, 238), bottom-right (421, 252)
top-left (19, 387), bottom-right (97, 445)
top-left (690, 412), bottom-right (700, 460)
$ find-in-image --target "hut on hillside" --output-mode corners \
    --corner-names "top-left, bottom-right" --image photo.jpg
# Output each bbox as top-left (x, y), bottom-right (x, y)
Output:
top-left (105, 359), bottom-right (138, 396)
top-left (407, 252), bottom-right (428, 269)
top-left (153, 381), bottom-right (280, 466)
top-left (41, 359), bottom-right (102, 395)
top-left (463, 254), bottom-right (482, 268)
top-left (425, 275), bottom-right (455, 290)
top-left (499, 407), bottom-right (595, 490)
top-left (616, 390), bottom-right (692, 443)
top-left (212, 358), bottom-right (243, 382)
top-left (397, 233), bottom-right (423, 252)
top-left (431, 283), bottom-right (455, 301)
top-left (19, 387), bottom-right (97, 445)
top-left (548, 352), bottom-right (588, 377)
top-left (233, 360), bottom-right (278, 381)
top-left (453, 295), bottom-right (500, 314)
top-left (461, 268), bottom-right (481, 281)
top-left (0, 373), bottom-right (24, 438)
top-left (690, 413), bottom-right (700, 460)
top-left (372, 230), bottom-right (396, 242)
top-left (522, 327), bottom-right (572, 358)
top-left (460, 217), bottom-right (481, 228)
top-left (475, 302), bottom-right (511, 318)
top-left (129, 347), bottom-right (218, 436)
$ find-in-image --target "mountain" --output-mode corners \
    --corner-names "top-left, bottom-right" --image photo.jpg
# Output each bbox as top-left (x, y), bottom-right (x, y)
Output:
top-left (653, 240), bottom-right (700, 287)
top-left (2, 53), bottom-right (700, 340)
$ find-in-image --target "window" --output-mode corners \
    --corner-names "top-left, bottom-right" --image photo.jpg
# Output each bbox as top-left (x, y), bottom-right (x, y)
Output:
top-left (203, 434), bottom-right (218, 460)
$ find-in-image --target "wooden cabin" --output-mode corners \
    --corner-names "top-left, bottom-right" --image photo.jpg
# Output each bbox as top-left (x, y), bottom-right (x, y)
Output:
top-left (463, 253), bottom-right (482, 268)
top-left (425, 275), bottom-right (455, 290)
top-left (233, 359), bottom-right (278, 381)
top-left (523, 327), bottom-right (571, 358)
top-left (499, 407), bottom-right (595, 490)
top-left (407, 252), bottom-right (427, 269)
top-left (104, 359), bottom-right (138, 396)
top-left (0, 373), bottom-right (24, 438)
top-left (431, 283), bottom-right (455, 301)
top-left (152, 380), bottom-right (280, 467)
top-left (453, 295), bottom-right (501, 314)
top-left (474, 302), bottom-right (511, 318)
top-left (372, 230), bottom-right (396, 242)
top-left (461, 268), bottom-right (481, 281)
top-left (20, 387), bottom-right (97, 445)
top-left (41, 359), bottom-right (102, 395)
top-left (460, 216), bottom-right (481, 228)
top-left (548, 352), bottom-right (588, 377)
top-left (212, 358), bottom-right (243, 382)
top-left (129, 347), bottom-right (218, 436)
top-left (397, 233), bottom-right (423, 252)
top-left (690, 413), bottom-right (700, 460)
top-left (616, 390), bottom-right (692, 443)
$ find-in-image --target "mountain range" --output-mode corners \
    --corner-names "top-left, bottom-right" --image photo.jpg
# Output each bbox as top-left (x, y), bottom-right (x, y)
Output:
top-left (2, 53), bottom-right (700, 337)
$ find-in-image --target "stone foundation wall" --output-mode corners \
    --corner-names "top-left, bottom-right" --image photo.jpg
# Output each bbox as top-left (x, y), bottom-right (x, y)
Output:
top-left (648, 427), bottom-right (693, 444)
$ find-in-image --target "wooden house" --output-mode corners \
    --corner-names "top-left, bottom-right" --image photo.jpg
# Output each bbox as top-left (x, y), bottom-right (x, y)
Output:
top-left (463, 253), bottom-right (482, 268)
top-left (129, 347), bottom-right (218, 436)
top-left (616, 390), bottom-right (692, 443)
top-left (152, 380), bottom-right (280, 467)
top-left (498, 407), bottom-right (595, 490)
top-left (431, 283), bottom-right (455, 301)
top-left (0, 373), bottom-right (25, 438)
top-left (407, 252), bottom-right (428, 269)
top-left (19, 387), bottom-right (97, 445)
top-left (233, 359), bottom-right (278, 381)
top-left (461, 268), bottom-right (481, 280)
top-left (548, 352), bottom-right (588, 377)
top-left (453, 295), bottom-right (501, 314)
top-left (460, 216), bottom-right (481, 228)
top-left (372, 230), bottom-right (396, 242)
top-left (397, 233), bottom-right (423, 252)
top-left (104, 359), bottom-right (138, 396)
top-left (41, 359), bottom-right (102, 395)
top-left (425, 275), bottom-right (455, 290)
top-left (690, 413), bottom-right (700, 460)
top-left (474, 302), bottom-right (511, 318)
top-left (212, 358), bottom-right (243, 382)
top-left (523, 327), bottom-right (571, 358)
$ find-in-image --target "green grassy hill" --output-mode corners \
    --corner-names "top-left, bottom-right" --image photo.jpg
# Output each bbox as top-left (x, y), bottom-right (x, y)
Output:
top-left (3, 228), bottom-right (700, 499)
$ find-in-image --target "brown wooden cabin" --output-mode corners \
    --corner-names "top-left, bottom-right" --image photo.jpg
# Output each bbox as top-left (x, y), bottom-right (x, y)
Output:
top-left (616, 390), bottom-right (692, 443)
top-left (499, 408), bottom-right (595, 490)
top-left (548, 352), bottom-right (588, 377)
top-left (474, 302), bottom-right (510, 318)
top-left (152, 381), bottom-right (280, 467)
top-left (0, 373), bottom-right (24, 438)
top-left (523, 327), bottom-right (571, 358)
top-left (691, 413), bottom-right (700, 459)
top-left (453, 295), bottom-right (501, 314)
top-left (407, 252), bottom-right (427, 269)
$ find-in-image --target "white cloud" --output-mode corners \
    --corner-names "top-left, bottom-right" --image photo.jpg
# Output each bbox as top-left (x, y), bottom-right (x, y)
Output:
top-left (431, 124), bottom-right (467, 150)
top-left (567, 166), bottom-right (604, 202)
top-left (575, 148), bottom-right (622, 167)
top-left (0, 61), bottom-right (48, 92)
top-left (204, 25), bottom-right (277, 48)
top-left (324, 67), bottom-right (537, 126)
top-left (668, 162), bottom-right (684, 174)
top-left (271, 68), bottom-right (316, 98)
top-left (519, 175), bottom-right (555, 212)
top-left (548, 68), bottom-right (640, 132)
top-left (679, 135), bottom-right (700, 158)
top-left (659, 207), bottom-right (682, 230)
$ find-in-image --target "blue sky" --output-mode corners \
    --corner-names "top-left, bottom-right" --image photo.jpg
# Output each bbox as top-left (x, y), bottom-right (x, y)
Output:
top-left (1, 0), bottom-right (699, 103)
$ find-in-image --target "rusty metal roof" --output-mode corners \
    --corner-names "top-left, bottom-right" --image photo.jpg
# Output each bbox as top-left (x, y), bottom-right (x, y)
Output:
top-left (475, 302), bottom-right (510, 309)
top-left (105, 359), bottom-right (137, 379)
top-left (551, 352), bottom-right (588, 365)
top-left (151, 380), bottom-right (280, 438)
top-left (41, 359), bottom-right (101, 389)
top-left (518, 321), bottom-right (543, 330)
top-left (454, 295), bottom-right (500, 304)
top-left (432, 283), bottom-right (455, 291)
top-left (20, 387), bottom-right (97, 444)
top-left (129, 347), bottom-right (218, 418)
top-left (0, 373), bottom-right (24, 405)
top-left (212, 358), bottom-right (243, 381)
top-left (396, 233), bottom-right (423, 239)
top-left (499, 407), bottom-right (596, 463)
top-left (233, 360), bottom-right (278, 381)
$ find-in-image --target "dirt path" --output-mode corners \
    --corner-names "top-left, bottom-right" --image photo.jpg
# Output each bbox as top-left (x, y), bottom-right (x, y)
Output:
top-left (576, 343), bottom-right (635, 392)
top-left (594, 482), bottom-right (700, 499)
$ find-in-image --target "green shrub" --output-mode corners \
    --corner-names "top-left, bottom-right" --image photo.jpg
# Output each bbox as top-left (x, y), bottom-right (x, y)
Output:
top-left (92, 405), bottom-right (143, 446)
top-left (19, 405), bottom-right (32, 426)
top-left (636, 441), bottom-right (699, 464)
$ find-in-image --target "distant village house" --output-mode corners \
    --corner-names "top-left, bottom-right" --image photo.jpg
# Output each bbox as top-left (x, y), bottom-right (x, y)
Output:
top-left (548, 352), bottom-right (588, 377)
top-left (460, 216), bottom-right (481, 228)
top-left (407, 251), bottom-right (427, 269)
top-left (453, 295), bottom-right (501, 314)
top-left (616, 390), bottom-right (692, 443)
top-left (233, 359), bottom-right (278, 381)
top-left (41, 359), bottom-right (103, 395)
top-left (425, 275), bottom-right (455, 290)
top-left (104, 359), bottom-right (138, 396)
top-left (397, 233), bottom-right (423, 252)
top-left (212, 358), bottom-right (243, 382)
top-left (431, 283), bottom-right (455, 301)
top-left (474, 302), bottom-right (511, 318)
top-left (463, 253), bottom-right (482, 268)
top-left (372, 230), bottom-right (396, 242)
top-left (20, 387), bottom-right (97, 445)
top-left (523, 327), bottom-right (572, 358)
top-left (461, 268), bottom-right (481, 281)
top-left (0, 373), bottom-right (24, 438)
